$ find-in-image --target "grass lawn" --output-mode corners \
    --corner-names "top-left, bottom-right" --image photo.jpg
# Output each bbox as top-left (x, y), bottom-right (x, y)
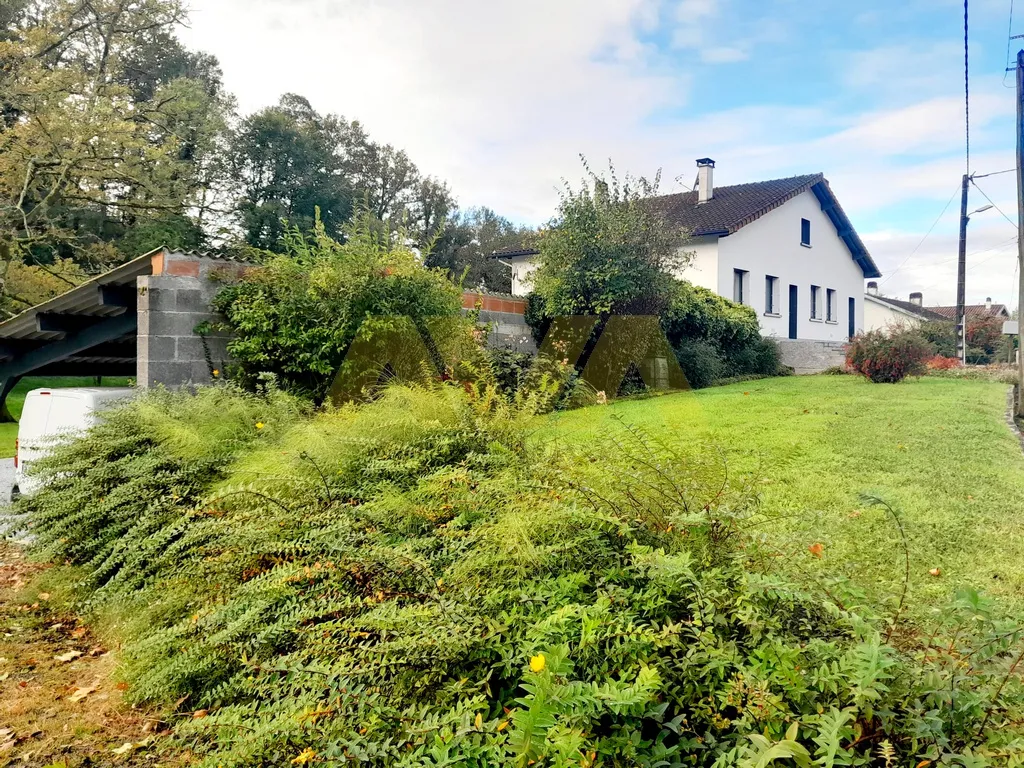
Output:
top-left (541, 375), bottom-right (1024, 615)
top-left (0, 377), bottom-right (134, 458)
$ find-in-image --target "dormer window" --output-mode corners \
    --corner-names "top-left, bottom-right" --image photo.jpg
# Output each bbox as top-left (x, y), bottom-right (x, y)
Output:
top-left (801, 218), bottom-right (811, 247)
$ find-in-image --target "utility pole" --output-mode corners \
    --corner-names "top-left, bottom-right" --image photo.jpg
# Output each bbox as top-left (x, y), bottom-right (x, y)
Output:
top-left (1016, 50), bottom-right (1024, 417)
top-left (956, 173), bottom-right (970, 363)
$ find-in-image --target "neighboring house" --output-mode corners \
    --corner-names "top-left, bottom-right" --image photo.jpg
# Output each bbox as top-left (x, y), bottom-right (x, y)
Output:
top-left (863, 283), bottom-right (945, 331)
top-left (496, 159), bottom-right (881, 373)
top-left (927, 298), bottom-right (1011, 321)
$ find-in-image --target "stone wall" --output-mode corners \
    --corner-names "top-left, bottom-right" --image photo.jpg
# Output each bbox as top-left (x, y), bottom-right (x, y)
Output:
top-left (776, 338), bottom-right (847, 374)
top-left (137, 251), bottom-right (248, 389)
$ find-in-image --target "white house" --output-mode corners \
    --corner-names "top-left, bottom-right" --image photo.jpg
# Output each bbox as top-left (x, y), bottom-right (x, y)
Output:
top-left (496, 159), bottom-right (881, 372)
top-left (863, 284), bottom-right (945, 331)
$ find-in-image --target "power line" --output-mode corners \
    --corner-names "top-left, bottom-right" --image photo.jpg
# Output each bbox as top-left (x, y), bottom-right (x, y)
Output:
top-left (970, 178), bottom-right (1020, 229)
top-left (972, 168), bottom-right (1015, 178)
top-left (879, 182), bottom-right (961, 286)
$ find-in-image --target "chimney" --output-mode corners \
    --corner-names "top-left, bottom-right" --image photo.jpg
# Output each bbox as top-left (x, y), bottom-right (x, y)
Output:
top-left (867, 281), bottom-right (879, 296)
top-left (909, 292), bottom-right (922, 306)
top-left (696, 158), bottom-right (715, 204)
top-left (985, 297), bottom-right (993, 310)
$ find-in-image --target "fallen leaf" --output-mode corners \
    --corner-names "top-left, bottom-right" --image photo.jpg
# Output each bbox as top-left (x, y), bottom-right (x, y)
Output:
top-left (54, 651), bottom-right (83, 663)
top-left (192, 709), bottom-right (208, 719)
top-left (67, 685), bottom-right (97, 703)
top-left (115, 682), bottom-right (130, 691)
top-left (808, 543), bottom-right (825, 558)
top-left (112, 742), bottom-right (134, 756)
top-left (929, 568), bottom-right (942, 577)
top-left (71, 627), bottom-right (87, 639)
top-left (848, 511), bottom-right (862, 519)
top-left (38, 592), bottom-right (50, 601)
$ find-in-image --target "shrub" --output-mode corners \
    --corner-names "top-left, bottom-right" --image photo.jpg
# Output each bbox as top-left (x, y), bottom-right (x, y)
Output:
top-left (846, 328), bottom-right (933, 383)
top-left (926, 355), bottom-right (962, 371)
top-left (919, 320), bottom-right (957, 358)
top-left (17, 383), bottom-right (1024, 767)
top-left (212, 213), bottom-right (466, 402)
top-left (530, 161), bottom-right (687, 318)
top-left (661, 281), bottom-right (761, 355)
top-left (673, 338), bottom-right (724, 389)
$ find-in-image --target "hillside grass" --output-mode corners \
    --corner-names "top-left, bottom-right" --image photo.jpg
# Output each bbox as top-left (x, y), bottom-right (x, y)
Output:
top-left (0, 377), bottom-right (134, 458)
top-left (541, 374), bottom-right (1024, 614)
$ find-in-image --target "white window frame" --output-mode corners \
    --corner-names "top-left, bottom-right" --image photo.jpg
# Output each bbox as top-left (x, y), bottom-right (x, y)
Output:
top-left (765, 275), bottom-right (779, 316)
top-left (810, 285), bottom-right (821, 320)
top-left (733, 269), bottom-right (748, 305)
top-left (826, 288), bottom-right (837, 323)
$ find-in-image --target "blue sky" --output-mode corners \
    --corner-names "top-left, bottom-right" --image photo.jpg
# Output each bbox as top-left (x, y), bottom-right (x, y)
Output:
top-left (180, 0), bottom-right (1022, 308)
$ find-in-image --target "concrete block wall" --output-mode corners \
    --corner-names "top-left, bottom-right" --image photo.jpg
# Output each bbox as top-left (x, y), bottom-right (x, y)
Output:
top-left (776, 339), bottom-right (847, 374)
top-left (462, 292), bottom-right (537, 353)
top-left (137, 251), bottom-right (249, 389)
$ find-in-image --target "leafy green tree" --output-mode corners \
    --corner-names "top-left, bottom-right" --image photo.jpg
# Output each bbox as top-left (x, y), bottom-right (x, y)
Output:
top-left (0, 0), bottom-right (230, 298)
top-left (531, 162), bottom-right (687, 317)
top-left (212, 213), bottom-right (464, 401)
top-left (427, 206), bottom-right (536, 292)
top-left (227, 94), bottom-right (364, 250)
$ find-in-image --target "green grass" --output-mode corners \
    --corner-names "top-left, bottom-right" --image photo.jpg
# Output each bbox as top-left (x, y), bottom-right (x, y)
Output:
top-left (0, 377), bottom-right (134, 458)
top-left (541, 375), bottom-right (1024, 614)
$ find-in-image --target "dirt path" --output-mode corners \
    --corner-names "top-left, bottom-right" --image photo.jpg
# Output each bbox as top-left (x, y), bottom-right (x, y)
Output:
top-left (0, 543), bottom-right (185, 767)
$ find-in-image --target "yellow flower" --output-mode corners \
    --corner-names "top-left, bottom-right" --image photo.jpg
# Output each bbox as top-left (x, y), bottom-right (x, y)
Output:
top-left (292, 747), bottom-right (317, 765)
top-left (529, 653), bottom-right (546, 673)
top-left (256, 422), bottom-right (265, 430)
top-left (212, 369), bottom-right (220, 377)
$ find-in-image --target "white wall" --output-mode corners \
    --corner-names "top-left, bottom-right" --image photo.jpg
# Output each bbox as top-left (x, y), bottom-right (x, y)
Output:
top-left (507, 258), bottom-right (537, 297)
top-left (716, 189), bottom-right (865, 342)
top-left (676, 237), bottom-right (718, 291)
top-left (863, 296), bottom-right (923, 332)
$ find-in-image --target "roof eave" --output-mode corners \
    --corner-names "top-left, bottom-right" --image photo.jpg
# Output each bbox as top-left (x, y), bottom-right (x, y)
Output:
top-left (810, 182), bottom-right (880, 279)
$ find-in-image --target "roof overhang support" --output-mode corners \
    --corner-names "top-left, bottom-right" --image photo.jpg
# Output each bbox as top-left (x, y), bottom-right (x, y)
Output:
top-left (0, 312), bottom-right (138, 421)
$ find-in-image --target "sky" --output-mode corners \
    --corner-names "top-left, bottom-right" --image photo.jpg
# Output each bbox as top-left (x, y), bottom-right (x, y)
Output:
top-left (178, 0), bottom-right (1023, 310)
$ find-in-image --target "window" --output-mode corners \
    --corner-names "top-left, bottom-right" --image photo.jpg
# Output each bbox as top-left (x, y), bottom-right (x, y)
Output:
top-left (810, 285), bottom-right (821, 320)
top-left (801, 218), bottom-right (811, 247)
top-left (765, 275), bottom-right (779, 315)
top-left (826, 289), bottom-right (837, 322)
top-left (733, 269), bottom-right (748, 304)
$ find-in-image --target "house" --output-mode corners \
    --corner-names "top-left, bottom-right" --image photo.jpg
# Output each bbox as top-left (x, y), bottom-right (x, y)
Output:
top-left (864, 284), bottom-right (945, 331)
top-left (496, 159), bottom-right (881, 373)
top-left (927, 298), bottom-right (1010, 321)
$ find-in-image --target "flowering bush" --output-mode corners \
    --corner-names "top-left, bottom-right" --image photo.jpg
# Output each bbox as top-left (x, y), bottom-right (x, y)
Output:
top-left (926, 355), bottom-right (962, 371)
top-left (846, 328), bottom-right (932, 383)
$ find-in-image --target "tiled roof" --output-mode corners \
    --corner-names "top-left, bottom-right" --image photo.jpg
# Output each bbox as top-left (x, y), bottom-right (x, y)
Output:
top-left (928, 304), bottom-right (1011, 320)
top-left (867, 294), bottom-right (945, 320)
top-left (651, 174), bottom-right (823, 236)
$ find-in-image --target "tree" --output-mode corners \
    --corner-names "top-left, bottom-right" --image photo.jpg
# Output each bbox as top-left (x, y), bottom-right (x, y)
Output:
top-left (426, 206), bottom-right (535, 292)
top-left (0, 0), bottom-right (230, 300)
top-left (531, 162), bottom-right (687, 317)
top-left (227, 95), bottom-right (363, 250)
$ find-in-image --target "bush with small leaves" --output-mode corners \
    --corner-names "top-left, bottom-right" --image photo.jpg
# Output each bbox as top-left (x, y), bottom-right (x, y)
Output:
top-left (846, 328), bottom-right (933, 383)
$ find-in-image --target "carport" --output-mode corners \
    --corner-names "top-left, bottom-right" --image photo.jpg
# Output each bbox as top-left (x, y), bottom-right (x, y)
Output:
top-left (0, 255), bottom-right (151, 421)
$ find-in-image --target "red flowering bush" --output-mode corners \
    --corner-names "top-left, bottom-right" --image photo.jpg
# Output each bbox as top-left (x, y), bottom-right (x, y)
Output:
top-left (846, 328), bottom-right (932, 383)
top-left (926, 355), bottom-right (962, 371)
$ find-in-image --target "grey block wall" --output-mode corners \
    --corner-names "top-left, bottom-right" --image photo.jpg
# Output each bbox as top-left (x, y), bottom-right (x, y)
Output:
top-left (137, 255), bottom-right (242, 389)
top-left (776, 339), bottom-right (848, 374)
top-left (476, 309), bottom-right (537, 353)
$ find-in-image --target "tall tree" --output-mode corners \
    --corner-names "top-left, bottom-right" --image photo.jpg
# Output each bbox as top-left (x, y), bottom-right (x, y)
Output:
top-left (227, 94), bottom-right (363, 250)
top-left (426, 207), bottom-right (534, 292)
top-left (0, 0), bottom-right (231, 299)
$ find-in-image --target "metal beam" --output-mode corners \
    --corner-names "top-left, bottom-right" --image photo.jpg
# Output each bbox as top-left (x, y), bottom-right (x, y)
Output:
top-left (0, 312), bottom-right (137, 381)
top-left (99, 284), bottom-right (137, 309)
top-left (29, 361), bottom-right (135, 377)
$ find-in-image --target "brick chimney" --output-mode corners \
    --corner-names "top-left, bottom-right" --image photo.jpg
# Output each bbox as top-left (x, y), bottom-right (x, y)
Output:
top-left (696, 158), bottom-right (715, 204)
top-left (909, 292), bottom-right (923, 306)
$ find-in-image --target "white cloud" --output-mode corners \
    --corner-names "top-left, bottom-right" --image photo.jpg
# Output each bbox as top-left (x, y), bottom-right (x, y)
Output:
top-left (177, 1), bottom-right (1020, 307)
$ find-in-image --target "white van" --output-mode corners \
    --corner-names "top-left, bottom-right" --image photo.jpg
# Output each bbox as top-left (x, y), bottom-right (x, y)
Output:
top-left (13, 387), bottom-right (135, 499)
